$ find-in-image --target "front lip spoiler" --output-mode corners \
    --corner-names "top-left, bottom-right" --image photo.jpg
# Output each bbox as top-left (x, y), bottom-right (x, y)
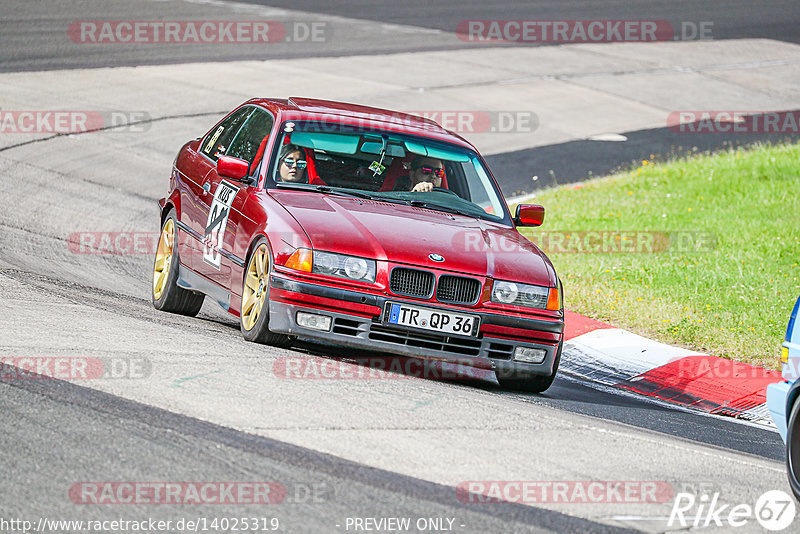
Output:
top-left (268, 301), bottom-right (559, 376)
top-left (269, 274), bottom-right (563, 334)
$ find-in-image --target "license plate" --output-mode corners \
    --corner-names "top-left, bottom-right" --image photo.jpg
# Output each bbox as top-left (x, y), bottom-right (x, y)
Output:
top-left (385, 302), bottom-right (479, 337)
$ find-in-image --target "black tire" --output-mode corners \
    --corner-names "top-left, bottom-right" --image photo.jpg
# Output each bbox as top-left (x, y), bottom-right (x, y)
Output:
top-left (787, 397), bottom-right (800, 500)
top-left (496, 341), bottom-right (563, 393)
top-left (240, 239), bottom-right (294, 348)
top-left (152, 208), bottom-right (204, 316)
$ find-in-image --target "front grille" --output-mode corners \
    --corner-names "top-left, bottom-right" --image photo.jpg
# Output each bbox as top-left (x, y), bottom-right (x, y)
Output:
top-left (487, 342), bottom-right (514, 360)
top-left (369, 325), bottom-right (482, 356)
top-left (390, 268), bottom-right (434, 298)
top-left (436, 275), bottom-right (481, 304)
top-left (332, 317), bottom-right (362, 337)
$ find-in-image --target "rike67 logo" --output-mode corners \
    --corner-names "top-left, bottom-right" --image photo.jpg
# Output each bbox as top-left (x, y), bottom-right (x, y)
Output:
top-left (669, 490), bottom-right (796, 531)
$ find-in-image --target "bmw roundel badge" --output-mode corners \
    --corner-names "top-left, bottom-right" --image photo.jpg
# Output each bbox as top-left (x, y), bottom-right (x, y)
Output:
top-left (429, 253), bottom-right (445, 262)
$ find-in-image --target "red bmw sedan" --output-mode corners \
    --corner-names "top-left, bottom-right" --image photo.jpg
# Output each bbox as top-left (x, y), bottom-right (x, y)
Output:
top-left (153, 97), bottom-right (564, 392)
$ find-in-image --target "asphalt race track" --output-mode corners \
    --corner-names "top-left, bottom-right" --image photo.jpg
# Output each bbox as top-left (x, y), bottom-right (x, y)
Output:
top-left (4, 0), bottom-right (800, 71)
top-left (0, 1), bottom-right (797, 533)
top-left (236, 0), bottom-right (800, 45)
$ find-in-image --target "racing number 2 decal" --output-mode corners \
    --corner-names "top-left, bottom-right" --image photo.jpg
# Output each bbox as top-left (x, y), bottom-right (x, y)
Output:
top-left (203, 181), bottom-right (239, 269)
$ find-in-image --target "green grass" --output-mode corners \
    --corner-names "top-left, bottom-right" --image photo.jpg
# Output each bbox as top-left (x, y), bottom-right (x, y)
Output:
top-left (516, 142), bottom-right (800, 369)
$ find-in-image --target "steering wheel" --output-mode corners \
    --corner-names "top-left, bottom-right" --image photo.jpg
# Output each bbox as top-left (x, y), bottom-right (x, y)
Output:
top-left (433, 187), bottom-right (459, 196)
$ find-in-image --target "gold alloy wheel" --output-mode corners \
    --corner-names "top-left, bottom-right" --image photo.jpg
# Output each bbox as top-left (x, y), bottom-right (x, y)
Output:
top-left (152, 218), bottom-right (174, 300)
top-left (242, 244), bottom-right (269, 331)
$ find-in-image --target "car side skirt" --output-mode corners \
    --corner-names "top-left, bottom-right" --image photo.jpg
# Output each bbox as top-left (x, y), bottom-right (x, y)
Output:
top-left (176, 263), bottom-right (230, 311)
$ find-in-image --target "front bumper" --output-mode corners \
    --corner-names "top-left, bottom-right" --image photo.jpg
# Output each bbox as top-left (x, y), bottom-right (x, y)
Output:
top-left (768, 380), bottom-right (791, 442)
top-left (268, 274), bottom-right (563, 377)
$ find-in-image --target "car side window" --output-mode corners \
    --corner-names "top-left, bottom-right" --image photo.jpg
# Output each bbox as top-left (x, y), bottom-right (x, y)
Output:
top-left (225, 108), bottom-right (274, 164)
top-left (200, 107), bottom-right (253, 161)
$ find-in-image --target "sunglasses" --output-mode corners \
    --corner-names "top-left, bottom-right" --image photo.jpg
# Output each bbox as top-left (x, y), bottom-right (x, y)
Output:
top-left (416, 166), bottom-right (445, 179)
top-left (283, 157), bottom-right (307, 169)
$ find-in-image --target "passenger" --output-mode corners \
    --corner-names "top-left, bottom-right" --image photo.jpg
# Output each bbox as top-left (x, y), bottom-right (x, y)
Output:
top-left (276, 144), bottom-right (308, 183)
top-left (397, 156), bottom-right (445, 192)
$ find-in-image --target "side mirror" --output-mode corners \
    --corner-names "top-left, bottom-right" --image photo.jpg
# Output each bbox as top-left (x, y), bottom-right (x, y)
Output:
top-left (217, 155), bottom-right (250, 181)
top-left (515, 204), bottom-right (545, 227)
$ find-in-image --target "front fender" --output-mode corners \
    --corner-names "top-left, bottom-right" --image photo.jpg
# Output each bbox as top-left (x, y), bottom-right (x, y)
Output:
top-left (233, 191), bottom-right (312, 270)
top-left (159, 186), bottom-right (182, 224)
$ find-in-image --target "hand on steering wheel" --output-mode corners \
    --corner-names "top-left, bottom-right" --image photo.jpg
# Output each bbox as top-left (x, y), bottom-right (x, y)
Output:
top-left (411, 181), bottom-right (434, 192)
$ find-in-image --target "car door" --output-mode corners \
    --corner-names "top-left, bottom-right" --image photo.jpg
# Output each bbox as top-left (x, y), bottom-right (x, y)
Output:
top-left (182, 106), bottom-right (253, 271)
top-left (196, 107), bottom-right (274, 291)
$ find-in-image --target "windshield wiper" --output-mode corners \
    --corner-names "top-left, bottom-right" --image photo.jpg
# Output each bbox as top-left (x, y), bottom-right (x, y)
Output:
top-left (406, 199), bottom-right (478, 219)
top-left (317, 186), bottom-right (376, 200)
top-left (275, 183), bottom-right (375, 200)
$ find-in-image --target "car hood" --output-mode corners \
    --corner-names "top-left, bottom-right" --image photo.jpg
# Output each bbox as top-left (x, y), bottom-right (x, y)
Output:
top-left (271, 191), bottom-right (554, 286)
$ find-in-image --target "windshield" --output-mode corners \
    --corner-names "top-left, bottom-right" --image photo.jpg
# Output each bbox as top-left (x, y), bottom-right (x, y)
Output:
top-left (266, 122), bottom-right (510, 223)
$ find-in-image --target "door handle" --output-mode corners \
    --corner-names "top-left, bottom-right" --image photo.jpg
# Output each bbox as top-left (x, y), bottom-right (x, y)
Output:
top-left (202, 183), bottom-right (211, 195)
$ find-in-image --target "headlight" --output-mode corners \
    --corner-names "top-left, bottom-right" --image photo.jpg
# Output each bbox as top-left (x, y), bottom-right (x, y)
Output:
top-left (492, 280), bottom-right (559, 310)
top-left (344, 257), bottom-right (369, 280)
top-left (314, 252), bottom-right (338, 274)
top-left (313, 251), bottom-right (376, 282)
top-left (492, 281), bottom-right (519, 304)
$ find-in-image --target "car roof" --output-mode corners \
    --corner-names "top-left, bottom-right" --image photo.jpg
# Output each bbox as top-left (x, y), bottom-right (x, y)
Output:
top-left (244, 97), bottom-right (476, 151)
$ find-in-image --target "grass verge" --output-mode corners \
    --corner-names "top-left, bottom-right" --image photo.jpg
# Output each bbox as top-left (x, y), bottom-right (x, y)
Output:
top-left (516, 142), bottom-right (800, 369)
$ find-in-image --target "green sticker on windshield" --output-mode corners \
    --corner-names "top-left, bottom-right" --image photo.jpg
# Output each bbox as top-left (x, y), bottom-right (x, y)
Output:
top-left (368, 161), bottom-right (386, 175)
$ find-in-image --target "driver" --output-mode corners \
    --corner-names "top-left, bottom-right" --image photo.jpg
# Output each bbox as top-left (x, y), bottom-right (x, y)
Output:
top-left (398, 156), bottom-right (445, 192)
top-left (276, 144), bottom-right (308, 183)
